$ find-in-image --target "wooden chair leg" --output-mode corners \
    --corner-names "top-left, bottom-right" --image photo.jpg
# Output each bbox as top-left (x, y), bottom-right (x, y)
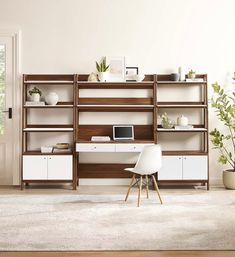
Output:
top-left (138, 176), bottom-right (142, 207)
top-left (145, 175), bottom-right (149, 199)
top-left (152, 175), bottom-right (163, 204)
top-left (125, 174), bottom-right (135, 202)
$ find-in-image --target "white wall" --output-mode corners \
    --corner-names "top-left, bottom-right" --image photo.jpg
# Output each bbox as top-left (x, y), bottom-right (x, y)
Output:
top-left (1, 0), bottom-right (235, 184)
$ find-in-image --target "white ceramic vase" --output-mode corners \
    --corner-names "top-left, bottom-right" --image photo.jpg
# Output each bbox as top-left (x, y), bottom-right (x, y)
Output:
top-left (177, 115), bottom-right (188, 126)
top-left (98, 72), bottom-right (109, 82)
top-left (32, 93), bottom-right (40, 102)
top-left (45, 92), bottom-right (59, 105)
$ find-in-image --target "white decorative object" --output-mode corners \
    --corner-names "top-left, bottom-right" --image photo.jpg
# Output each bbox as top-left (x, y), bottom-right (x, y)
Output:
top-left (178, 66), bottom-right (186, 81)
top-left (177, 115), bottom-right (188, 126)
top-left (134, 74), bottom-right (145, 82)
top-left (106, 56), bottom-right (125, 82)
top-left (45, 92), bottom-right (59, 105)
top-left (88, 72), bottom-right (98, 82)
top-left (41, 146), bottom-right (53, 153)
top-left (98, 72), bottom-right (109, 82)
top-left (32, 93), bottom-right (40, 102)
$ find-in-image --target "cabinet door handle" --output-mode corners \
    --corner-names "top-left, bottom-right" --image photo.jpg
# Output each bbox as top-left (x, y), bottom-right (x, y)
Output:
top-left (2, 108), bottom-right (12, 119)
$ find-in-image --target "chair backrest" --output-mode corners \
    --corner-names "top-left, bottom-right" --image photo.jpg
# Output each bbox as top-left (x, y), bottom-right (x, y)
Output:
top-left (133, 144), bottom-right (162, 175)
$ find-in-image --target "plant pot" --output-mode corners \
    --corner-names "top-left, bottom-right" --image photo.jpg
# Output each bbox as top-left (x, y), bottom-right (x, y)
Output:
top-left (32, 93), bottom-right (40, 102)
top-left (98, 72), bottom-right (109, 82)
top-left (188, 73), bottom-right (196, 79)
top-left (45, 92), bottom-right (59, 105)
top-left (223, 170), bottom-right (235, 189)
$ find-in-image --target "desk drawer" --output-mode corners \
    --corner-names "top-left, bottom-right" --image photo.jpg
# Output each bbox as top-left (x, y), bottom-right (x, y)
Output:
top-left (76, 143), bottom-right (115, 152)
top-left (115, 144), bottom-right (153, 152)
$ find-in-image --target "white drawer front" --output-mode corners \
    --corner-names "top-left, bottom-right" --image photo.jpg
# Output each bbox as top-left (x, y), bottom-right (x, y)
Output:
top-left (115, 144), bottom-right (153, 152)
top-left (76, 143), bottom-right (116, 152)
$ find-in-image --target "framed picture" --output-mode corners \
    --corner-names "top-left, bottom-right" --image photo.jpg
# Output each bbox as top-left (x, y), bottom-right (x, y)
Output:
top-left (106, 56), bottom-right (125, 82)
top-left (126, 67), bottom-right (139, 81)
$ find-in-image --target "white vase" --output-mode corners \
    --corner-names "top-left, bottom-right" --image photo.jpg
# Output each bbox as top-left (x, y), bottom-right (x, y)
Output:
top-left (98, 72), bottom-right (109, 82)
top-left (223, 170), bottom-right (235, 189)
top-left (178, 66), bottom-right (186, 81)
top-left (32, 93), bottom-right (40, 102)
top-left (177, 115), bottom-right (188, 126)
top-left (45, 92), bottom-right (59, 105)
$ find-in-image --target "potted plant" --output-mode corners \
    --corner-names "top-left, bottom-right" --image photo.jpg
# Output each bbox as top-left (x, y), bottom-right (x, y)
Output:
top-left (160, 113), bottom-right (174, 129)
top-left (29, 87), bottom-right (42, 102)
top-left (96, 58), bottom-right (109, 82)
top-left (188, 69), bottom-right (196, 79)
top-left (210, 77), bottom-right (235, 189)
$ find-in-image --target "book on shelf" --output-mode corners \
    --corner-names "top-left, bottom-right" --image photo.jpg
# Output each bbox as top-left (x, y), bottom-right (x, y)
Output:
top-left (174, 125), bottom-right (194, 130)
top-left (25, 101), bottom-right (45, 106)
top-left (185, 78), bottom-right (204, 82)
top-left (91, 136), bottom-right (111, 142)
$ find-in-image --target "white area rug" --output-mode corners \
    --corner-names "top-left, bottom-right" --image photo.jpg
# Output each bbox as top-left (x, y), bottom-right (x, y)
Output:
top-left (0, 189), bottom-right (235, 250)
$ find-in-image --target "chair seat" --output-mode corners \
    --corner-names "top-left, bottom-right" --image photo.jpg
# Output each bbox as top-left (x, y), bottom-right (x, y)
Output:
top-left (124, 168), bottom-right (155, 175)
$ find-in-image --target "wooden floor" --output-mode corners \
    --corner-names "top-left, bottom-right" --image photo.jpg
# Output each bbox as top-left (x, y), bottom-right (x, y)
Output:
top-left (1, 251), bottom-right (235, 257)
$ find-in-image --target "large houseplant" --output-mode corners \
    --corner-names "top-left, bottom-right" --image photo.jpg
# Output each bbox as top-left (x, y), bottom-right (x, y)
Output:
top-left (210, 76), bottom-right (235, 189)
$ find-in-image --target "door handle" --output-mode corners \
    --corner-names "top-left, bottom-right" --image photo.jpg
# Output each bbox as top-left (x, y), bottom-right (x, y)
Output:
top-left (2, 108), bottom-right (12, 119)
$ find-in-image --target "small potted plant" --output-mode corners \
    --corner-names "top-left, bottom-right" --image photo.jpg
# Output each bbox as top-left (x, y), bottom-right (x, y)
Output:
top-left (96, 58), bottom-right (109, 82)
top-left (160, 113), bottom-right (174, 129)
top-left (29, 87), bottom-right (42, 102)
top-left (188, 69), bottom-right (196, 79)
top-left (210, 76), bottom-right (235, 189)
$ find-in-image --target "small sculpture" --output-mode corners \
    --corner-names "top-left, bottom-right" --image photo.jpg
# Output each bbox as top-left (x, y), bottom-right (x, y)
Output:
top-left (88, 72), bottom-right (98, 82)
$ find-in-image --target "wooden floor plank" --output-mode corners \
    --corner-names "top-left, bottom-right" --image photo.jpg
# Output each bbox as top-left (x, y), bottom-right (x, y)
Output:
top-left (0, 251), bottom-right (235, 257)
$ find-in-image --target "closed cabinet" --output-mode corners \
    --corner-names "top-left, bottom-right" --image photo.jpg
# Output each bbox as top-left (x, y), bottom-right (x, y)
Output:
top-left (158, 155), bottom-right (208, 181)
top-left (23, 156), bottom-right (48, 180)
top-left (23, 155), bottom-right (73, 180)
top-left (158, 156), bottom-right (182, 180)
top-left (47, 156), bottom-right (73, 180)
top-left (183, 156), bottom-right (207, 179)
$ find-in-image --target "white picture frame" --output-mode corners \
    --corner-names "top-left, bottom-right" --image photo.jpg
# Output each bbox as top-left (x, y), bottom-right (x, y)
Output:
top-left (106, 56), bottom-right (125, 82)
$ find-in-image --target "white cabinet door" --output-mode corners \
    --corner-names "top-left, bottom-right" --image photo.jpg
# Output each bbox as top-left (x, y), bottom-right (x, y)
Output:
top-left (23, 156), bottom-right (48, 180)
top-left (182, 156), bottom-right (208, 180)
top-left (47, 156), bottom-right (73, 180)
top-left (158, 156), bottom-right (182, 180)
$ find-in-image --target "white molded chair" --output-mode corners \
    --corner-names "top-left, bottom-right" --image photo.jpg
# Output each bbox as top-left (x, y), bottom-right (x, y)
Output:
top-left (124, 144), bottom-right (163, 207)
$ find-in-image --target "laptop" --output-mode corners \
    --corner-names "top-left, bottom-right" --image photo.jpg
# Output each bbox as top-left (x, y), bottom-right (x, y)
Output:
top-left (113, 125), bottom-right (134, 140)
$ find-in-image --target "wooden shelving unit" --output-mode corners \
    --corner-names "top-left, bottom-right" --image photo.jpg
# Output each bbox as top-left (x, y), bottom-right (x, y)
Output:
top-left (21, 74), bottom-right (77, 190)
top-left (76, 74), bottom-right (155, 181)
top-left (21, 73), bottom-right (209, 190)
top-left (155, 74), bottom-right (209, 189)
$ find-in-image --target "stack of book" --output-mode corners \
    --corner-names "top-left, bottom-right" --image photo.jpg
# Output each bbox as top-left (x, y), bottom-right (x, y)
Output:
top-left (91, 136), bottom-right (111, 142)
top-left (175, 125), bottom-right (194, 130)
top-left (25, 101), bottom-right (45, 106)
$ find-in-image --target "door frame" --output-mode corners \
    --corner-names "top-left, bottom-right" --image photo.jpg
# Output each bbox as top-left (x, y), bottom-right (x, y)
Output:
top-left (0, 28), bottom-right (21, 185)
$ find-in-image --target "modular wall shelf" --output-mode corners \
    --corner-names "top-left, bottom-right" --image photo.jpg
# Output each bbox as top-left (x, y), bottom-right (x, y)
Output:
top-left (156, 74), bottom-right (209, 189)
top-left (21, 73), bottom-right (209, 190)
top-left (21, 74), bottom-right (77, 190)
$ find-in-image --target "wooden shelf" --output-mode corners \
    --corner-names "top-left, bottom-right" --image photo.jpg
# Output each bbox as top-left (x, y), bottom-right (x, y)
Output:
top-left (23, 151), bottom-right (73, 155)
top-left (162, 151), bottom-right (208, 156)
top-left (156, 102), bottom-right (207, 108)
top-left (77, 106), bottom-right (154, 112)
top-left (157, 128), bottom-right (207, 132)
top-left (77, 82), bottom-right (154, 89)
top-left (24, 102), bottom-right (74, 108)
top-left (23, 81), bottom-right (74, 85)
top-left (78, 97), bottom-right (153, 105)
top-left (157, 81), bottom-right (207, 85)
top-left (23, 125), bottom-right (74, 132)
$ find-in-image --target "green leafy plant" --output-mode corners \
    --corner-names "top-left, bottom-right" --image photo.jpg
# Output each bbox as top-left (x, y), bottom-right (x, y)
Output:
top-left (188, 69), bottom-right (196, 76)
top-left (96, 58), bottom-right (109, 72)
top-left (29, 87), bottom-right (42, 96)
top-left (210, 75), bottom-right (235, 170)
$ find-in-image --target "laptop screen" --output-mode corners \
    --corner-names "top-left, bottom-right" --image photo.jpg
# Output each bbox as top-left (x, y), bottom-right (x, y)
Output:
top-left (113, 126), bottom-right (134, 140)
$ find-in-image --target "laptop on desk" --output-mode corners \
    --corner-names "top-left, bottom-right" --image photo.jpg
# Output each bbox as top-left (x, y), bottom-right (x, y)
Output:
top-left (113, 125), bottom-right (134, 141)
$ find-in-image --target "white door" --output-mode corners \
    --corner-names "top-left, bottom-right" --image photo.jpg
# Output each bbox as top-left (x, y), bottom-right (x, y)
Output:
top-left (0, 36), bottom-right (15, 185)
top-left (23, 156), bottom-right (48, 180)
top-left (47, 155), bottom-right (73, 180)
top-left (158, 156), bottom-right (182, 180)
top-left (182, 156), bottom-right (208, 179)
